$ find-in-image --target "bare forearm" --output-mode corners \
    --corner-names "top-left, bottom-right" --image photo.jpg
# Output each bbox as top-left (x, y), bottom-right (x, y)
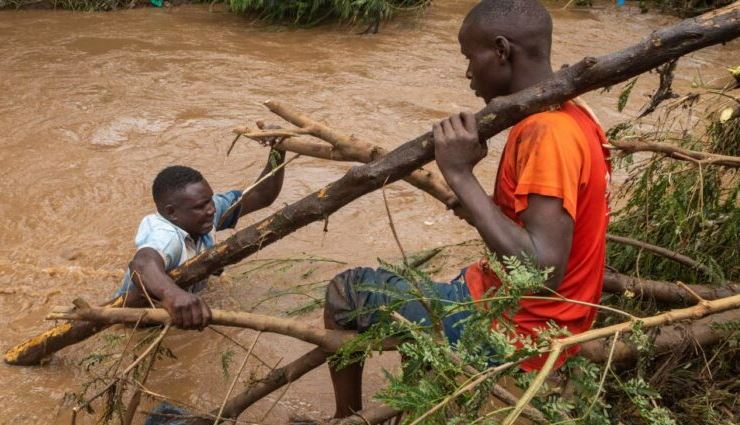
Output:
top-left (240, 150), bottom-right (285, 215)
top-left (129, 249), bottom-right (178, 301)
top-left (446, 172), bottom-right (535, 259)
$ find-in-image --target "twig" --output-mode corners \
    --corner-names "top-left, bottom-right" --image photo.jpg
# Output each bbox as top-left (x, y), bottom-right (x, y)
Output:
top-left (207, 326), bottom-right (271, 368)
top-left (226, 134), bottom-right (241, 157)
top-left (606, 234), bottom-right (714, 277)
top-left (214, 332), bottom-right (262, 425)
top-left (583, 331), bottom-right (620, 419)
top-left (381, 180), bottom-right (408, 263)
top-left (676, 281), bottom-right (706, 304)
top-left (258, 381), bottom-right (291, 423)
top-left (607, 139), bottom-right (740, 168)
top-left (218, 153), bottom-right (302, 228)
top-left (122, 323), bottom-right (169, 425)
top-left (72, 324), bottom-right (171, 417)
top-left (639, 58), bottom-right (678, 118)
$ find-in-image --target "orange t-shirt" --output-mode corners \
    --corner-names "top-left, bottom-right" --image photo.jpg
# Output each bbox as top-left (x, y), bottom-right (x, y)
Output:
top-left (464, 101), bottom-right (611, 371)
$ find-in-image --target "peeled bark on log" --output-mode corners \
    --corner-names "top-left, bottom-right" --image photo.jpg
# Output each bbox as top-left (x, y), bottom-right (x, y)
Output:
top-left (580, 307), bottom-right (740, 364)
top-left (602, 271), bottom-right (740, 305)
top-left (5, 4), bottom-right (739, 366)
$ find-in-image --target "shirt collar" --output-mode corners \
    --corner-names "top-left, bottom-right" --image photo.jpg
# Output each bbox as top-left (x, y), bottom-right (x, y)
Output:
top-left (155, 213), bottom-right (200, 244)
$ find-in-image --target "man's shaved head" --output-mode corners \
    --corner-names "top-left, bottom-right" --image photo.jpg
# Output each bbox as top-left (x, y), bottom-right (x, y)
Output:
top-left (463, 0), bottom-right (552, 61)
top-left (459, 0), bottom-right (554, 103)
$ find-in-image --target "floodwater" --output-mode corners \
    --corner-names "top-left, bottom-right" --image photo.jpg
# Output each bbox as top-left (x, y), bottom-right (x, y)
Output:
top-left (0, 1), bottom-right (735, 423)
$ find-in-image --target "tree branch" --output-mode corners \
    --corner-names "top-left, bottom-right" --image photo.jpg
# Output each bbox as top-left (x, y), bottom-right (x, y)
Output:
top-left (606, 234), bottom-right (715, 276)
top-left (607, 139), bottom-right (740, 168)
top-left (602, 271), bottom-right (740, 305)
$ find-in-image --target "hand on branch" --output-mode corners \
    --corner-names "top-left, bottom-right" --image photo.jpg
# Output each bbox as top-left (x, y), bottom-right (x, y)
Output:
top-left (432, 112), bottom-right (487, 179)
top-left (160, 287), bottom-right (212, 330)
top-left (255, 120), bottom-right (287, 153)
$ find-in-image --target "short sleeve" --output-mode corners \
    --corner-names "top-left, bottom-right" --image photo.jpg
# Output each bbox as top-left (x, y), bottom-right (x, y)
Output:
top-left (213, 190), bottom-right (243, 230)
top-left (134, 221), bottom-right (183, 270)
top-left (512, 114), bottom-right (587, 220)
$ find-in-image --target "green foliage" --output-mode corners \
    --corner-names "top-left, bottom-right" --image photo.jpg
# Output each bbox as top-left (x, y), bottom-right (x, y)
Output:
top-left (637, 0), bottom-right (734, 17)
top-left (223, 0), bottom-right (432, 26)
top-left (221, 349), bottom-right (235, 379)
top-left (0, 0), bottom-right (137, 11)
top-left (621, 377), bottom-right (678, 425)
top-left (617, 78), bottom-right (638, 113)
top-left (608, 83), bottom-right (739, 284)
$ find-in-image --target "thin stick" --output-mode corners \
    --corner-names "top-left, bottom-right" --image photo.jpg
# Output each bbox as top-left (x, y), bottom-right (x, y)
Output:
top-left (226, 134), bottom-right (241, 157)
top-left (503, 343), bottom-right (562, 425)
top-left (214, 332), bottom-right (262, 425)
top-left (122, 324), bottom-right (169, 425)
top-left (72, 324), bottom-right (171, 416)
top-left (607, 139), bottom-right (740, 168)
top-left (381, 180), bottom-right (408, 263)
top-left (258, 381), bottom-right (291, 423)
top-left (585, 331), bottom-right (619, 417)
top-left (676, 281), bottom-right (706, 303)
top-left (207, 326), bottom-right (271, 368)
top-left (606, 234), bottom-right (714, 276)
top-left (218, 153), bottom-right (301, 228)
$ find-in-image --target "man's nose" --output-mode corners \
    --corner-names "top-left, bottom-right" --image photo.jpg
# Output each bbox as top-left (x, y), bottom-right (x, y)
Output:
top-left (465, 65), bottom-right (473, 79)
top-left (206, 203), bottom-right (216, 216)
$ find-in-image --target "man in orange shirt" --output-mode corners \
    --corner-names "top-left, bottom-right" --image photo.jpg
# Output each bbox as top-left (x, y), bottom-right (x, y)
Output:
top-left (323, 0), bottom-right (611, 418)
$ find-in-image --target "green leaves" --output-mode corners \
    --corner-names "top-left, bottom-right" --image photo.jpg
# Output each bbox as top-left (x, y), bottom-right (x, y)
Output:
top-left (617, 78), bottom-right (639, 112)
top-left (225, 0), bottom-right (432, 26)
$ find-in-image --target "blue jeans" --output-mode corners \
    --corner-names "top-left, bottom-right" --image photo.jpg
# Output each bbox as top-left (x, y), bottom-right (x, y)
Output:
top-left (325, 267), bottom-right (472, 345)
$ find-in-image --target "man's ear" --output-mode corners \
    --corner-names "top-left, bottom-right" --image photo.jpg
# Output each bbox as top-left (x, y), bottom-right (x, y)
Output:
top-left (163, 203), bottom-right (177, 221)
top-left (493, 36), bottom-right (511, 62)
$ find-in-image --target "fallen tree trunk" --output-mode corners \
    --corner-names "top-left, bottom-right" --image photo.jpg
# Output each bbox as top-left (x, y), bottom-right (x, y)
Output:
top-left (580, 307), bottom-right (740, 364)
top-left (5, 3), bottom-right (739, 366)
top-left (602, 271), bottom-right (740, 305)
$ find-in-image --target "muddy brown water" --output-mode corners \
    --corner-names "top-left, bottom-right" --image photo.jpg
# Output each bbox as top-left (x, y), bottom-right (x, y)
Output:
top-left (0, 2), bottom-right (736, 423)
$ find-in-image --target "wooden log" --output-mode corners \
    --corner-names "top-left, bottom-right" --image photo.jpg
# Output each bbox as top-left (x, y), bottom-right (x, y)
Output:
top-left (602, 271), bottom-right (740, 305)
top-left (5, 3), bottom-right (739, 366)
top-left (580, 307), bottom-right (740, 364)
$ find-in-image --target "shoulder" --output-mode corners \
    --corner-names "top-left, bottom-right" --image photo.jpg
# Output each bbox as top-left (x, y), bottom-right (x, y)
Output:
top-left (513, 109), bottom-right (583, 139)
top-left (135, 214), bottom-right (182, 245)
